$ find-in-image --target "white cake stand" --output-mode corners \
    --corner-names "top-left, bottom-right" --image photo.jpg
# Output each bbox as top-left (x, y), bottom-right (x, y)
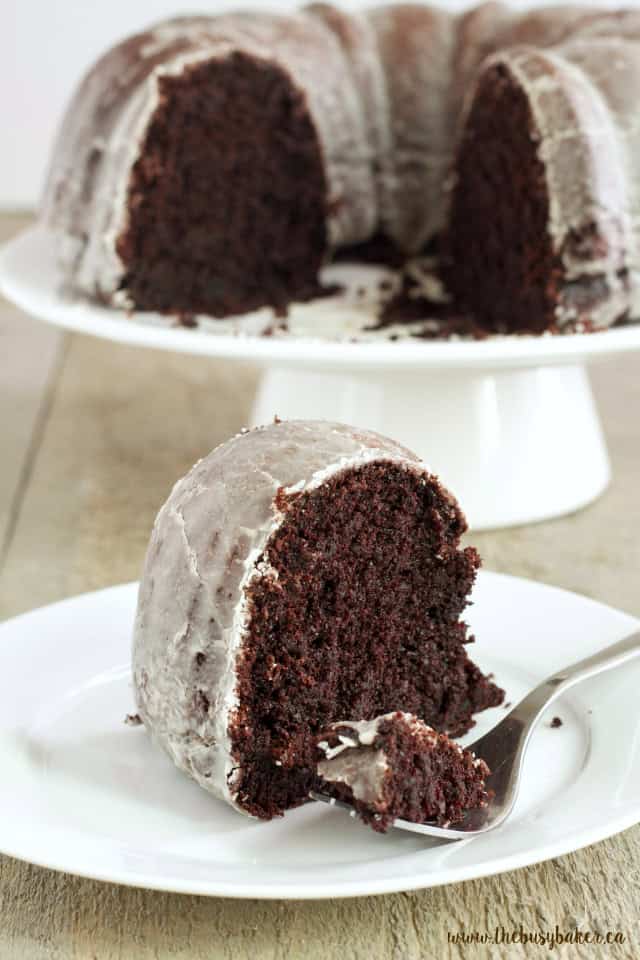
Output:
top-left (3, 225), bottom-right (640, 530)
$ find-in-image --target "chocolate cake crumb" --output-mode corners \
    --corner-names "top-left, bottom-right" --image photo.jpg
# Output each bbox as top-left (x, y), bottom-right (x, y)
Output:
top-left (371, 263), bottom-right (490, 337)
top-left (316, 712), bottom-right (490, 833)
top-left (262, 321), bottom-right (289, 337)
top-left (550, 716), bottom-right (563, 728)
top-left (124, 713), bottom-right (143, 726)
top-left (177, 313), bottom-right (198, 328)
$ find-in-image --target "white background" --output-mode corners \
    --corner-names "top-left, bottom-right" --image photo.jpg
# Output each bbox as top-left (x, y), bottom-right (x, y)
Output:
top-left (2, 0), bottom-right (627, 209)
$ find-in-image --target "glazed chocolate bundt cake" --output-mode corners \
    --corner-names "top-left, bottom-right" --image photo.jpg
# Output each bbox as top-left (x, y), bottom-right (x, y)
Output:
top-left (132, 421), bottom-right (502, 820)
top-left (42, 4), bottom-right (640, 333)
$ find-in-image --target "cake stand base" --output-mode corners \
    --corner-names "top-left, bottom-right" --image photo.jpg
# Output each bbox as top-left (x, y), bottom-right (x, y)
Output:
top-left (4, 227), bottom-right (631, 532)
top-left (251, 363), bottom-right (610, 531)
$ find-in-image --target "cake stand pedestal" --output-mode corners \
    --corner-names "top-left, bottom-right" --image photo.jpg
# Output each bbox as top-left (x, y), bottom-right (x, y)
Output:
top-left (2, 225), bottom-right (638, 532)
top-left (251, 363), bottom-right (610, 530)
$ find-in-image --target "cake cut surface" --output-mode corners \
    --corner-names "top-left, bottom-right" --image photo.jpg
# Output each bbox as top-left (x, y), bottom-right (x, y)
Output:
top-left (132, 420), bottom-right (503, 821)
top-left (116, 52), bottom-right (329, 317)
top-left (232, 458), bottom-right (498, 818)
top-left (446, 60), bottom-right (561, 334)
top-left (316, 712), bottom-right (490, 832)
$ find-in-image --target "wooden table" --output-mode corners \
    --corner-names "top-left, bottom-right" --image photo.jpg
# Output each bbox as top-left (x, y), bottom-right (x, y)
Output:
top-left (1, 213), bottom-right (639, 959)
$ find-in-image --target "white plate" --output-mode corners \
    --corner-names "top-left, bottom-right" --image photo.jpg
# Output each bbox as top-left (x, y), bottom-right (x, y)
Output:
top-left (2, 225), bottom-right (640, 372)
top-left (0, 571), bottom-right (638, 899)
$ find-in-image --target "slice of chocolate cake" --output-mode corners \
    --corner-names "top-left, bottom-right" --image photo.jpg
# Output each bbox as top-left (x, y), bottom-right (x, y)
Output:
top-left (133, 420), bottom-right (503, 821)
top-left (316, 712), bottom-right (490, 833)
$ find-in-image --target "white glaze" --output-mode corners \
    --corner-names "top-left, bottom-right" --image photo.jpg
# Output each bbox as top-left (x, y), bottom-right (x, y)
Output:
top-left (317, 712), bottom-right (442, 757)
top-left (316, 712), bottom-right (457, 807)
top-left (318, 747), bottom-right (390, 805)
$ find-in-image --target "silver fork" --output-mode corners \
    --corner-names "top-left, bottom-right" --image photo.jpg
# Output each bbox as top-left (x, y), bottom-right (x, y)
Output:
top-left (311, 630), bottom-right (640, 839)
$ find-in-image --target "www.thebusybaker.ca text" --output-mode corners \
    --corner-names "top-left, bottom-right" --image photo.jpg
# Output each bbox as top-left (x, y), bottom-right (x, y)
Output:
top-left (447, 925), bottom-right (626, 950)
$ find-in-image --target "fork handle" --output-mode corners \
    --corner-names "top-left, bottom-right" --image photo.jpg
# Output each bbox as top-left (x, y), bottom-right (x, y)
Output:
top-left (548, 628), bottom-right (640, 686)
top-left (512, 628), bottom-right (640, 730)
top-left (471, 627), bottom-right (640, 789)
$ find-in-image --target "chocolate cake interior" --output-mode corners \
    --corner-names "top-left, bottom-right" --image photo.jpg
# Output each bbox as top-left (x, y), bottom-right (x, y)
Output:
top-left (229, 461), bottom-right (503, 819)
top-left (447, 63), bottom-right (562, 334)
top-left (318, 716), bottom-right (490, 833)
top-left (116, 52), bottom-right (329, 316)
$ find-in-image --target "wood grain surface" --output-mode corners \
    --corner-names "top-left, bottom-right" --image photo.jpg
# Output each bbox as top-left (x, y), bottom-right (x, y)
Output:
top-left (1, 214), bottom-right (638, 959)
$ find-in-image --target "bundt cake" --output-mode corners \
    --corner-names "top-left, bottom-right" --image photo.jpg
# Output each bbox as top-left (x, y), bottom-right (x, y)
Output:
top-left (42, 4), bottom-right (640, 333)
top-left (315, 712), bottom-right (490, 832)
top-left (132, 420), bottom-right (503, 820)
